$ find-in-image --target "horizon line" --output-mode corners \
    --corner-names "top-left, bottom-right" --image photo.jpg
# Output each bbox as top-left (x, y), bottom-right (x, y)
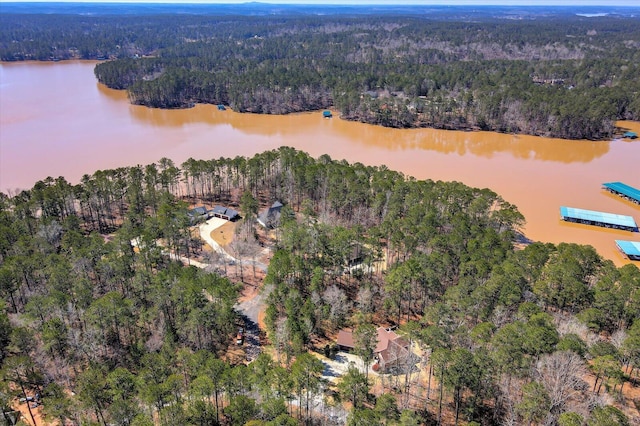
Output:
top-left (2, 0), bottom-right (640, 6)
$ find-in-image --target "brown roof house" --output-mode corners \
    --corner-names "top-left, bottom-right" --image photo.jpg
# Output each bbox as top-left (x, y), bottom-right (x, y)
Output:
top-left (337, 326), bottom-right (411, 373)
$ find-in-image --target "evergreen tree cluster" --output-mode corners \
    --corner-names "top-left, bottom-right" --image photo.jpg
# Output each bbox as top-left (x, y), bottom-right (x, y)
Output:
top-left (1, 148), bottom-right (639, 425)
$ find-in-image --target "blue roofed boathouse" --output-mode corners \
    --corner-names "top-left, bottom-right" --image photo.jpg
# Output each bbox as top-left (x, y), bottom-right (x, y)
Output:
top-left (603, 182), bottom-right (640, 205)
top-left (560, 206), bottom-right (638, 232)
top-left (323, 110), bottom-right (333, 118)
top-left (616, 240), bottom-right (640, 261)
top-left (622, 131), bottom-right (637, 139)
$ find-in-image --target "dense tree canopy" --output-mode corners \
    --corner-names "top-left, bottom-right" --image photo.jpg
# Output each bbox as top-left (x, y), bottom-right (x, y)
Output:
top-left (1, 147), bottom-right (638, 424)
top-left (2, 7), bottom-right (640, 139)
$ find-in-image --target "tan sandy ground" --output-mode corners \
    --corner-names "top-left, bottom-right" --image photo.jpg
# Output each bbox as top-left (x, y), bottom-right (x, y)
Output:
top-left (209, 220), bottom-right (237, 248)
top-left (12, 398), bottom-right (50, 426)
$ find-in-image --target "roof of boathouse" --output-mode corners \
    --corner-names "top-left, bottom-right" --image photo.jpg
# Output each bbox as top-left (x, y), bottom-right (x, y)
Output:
top-left (560, 206), bottom-right (637, 229)
top-left (603, 182), bottom-right (640, 204)
top-left (616, 240), bottom-right (640, 259)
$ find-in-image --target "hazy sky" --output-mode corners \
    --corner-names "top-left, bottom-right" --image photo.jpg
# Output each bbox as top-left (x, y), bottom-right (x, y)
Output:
top-left (1, 0), bottom-right (638, 5)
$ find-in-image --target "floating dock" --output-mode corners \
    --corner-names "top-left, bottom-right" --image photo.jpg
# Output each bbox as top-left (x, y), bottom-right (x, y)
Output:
top-left (560, 206), bottom-right (638, 232)
top-left (615, 240), bottom-right (640, 261)
top-left (602, 182), bottom-right (640, 205)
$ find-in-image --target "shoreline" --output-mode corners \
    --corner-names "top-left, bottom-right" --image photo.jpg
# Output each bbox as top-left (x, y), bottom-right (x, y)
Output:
top-left (2, 59), bottom-right (634, 142)
top-left (2, 61), bottom-right (639, 266)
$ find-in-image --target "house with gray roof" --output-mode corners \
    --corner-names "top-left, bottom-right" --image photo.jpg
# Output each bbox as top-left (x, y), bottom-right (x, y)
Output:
top-left (211, 205), bottom-right (239, 221)
top-left (257, 201), bottom-right (283, 228)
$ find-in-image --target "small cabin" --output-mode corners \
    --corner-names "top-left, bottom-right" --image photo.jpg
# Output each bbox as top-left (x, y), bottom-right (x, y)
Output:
top-left (217, 105), bottom-right (226, 111)
top-left (623, 131), bottom-right (637, 139)
top-left (323, 110), bottom-right (333, 118)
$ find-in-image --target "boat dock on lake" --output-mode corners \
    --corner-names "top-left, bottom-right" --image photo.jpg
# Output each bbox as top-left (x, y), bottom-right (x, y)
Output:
top-left (616, 240), bottom-right (640, 261)
top-left (560, 206), bottom-right (638, 232)
top-left (603, 182), bottom-right (640, 205)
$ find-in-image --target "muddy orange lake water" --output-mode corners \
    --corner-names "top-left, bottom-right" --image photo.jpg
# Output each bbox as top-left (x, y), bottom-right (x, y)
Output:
top-left (1, 61), bottom-right (639, 265)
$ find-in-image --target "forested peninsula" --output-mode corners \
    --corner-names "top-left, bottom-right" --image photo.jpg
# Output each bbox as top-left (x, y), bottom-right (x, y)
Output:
top-left (2, 5), bottom-right (640, 139)
top-left (1, 148), bottom-right (639, 426)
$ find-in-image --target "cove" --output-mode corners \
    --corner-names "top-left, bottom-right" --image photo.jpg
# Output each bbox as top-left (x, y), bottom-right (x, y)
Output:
top-left (1, 60), bottom-right (639, 265)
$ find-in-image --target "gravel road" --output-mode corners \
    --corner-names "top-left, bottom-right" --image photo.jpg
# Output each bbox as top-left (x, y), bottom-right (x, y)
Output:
top-left (235, 285), bottom-right (271, 362)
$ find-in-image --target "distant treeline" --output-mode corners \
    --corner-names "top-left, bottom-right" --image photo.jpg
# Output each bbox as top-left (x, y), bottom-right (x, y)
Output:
top-left (2, 11), bottom-right (640, 139)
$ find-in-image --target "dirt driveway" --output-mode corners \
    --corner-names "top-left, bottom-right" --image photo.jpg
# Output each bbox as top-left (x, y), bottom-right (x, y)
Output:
top-left (315, 351), bottom-right (367, 383)
top-left (199, 217), bottom-right (235, 260)
top-left (235, 284), bottom-right (271, 362)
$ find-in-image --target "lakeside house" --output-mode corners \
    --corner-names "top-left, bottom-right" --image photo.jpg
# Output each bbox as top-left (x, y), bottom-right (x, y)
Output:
top-left (189, 205), bottom-right (239, 222)
top-left (337, 326), bottom-right (411, 373)
top-left (323, 110), bottom-right (333, 118)
top-left (211, 205), bottom-right (239, 221)
top-left (623, 131), bottom-right (638, 139)
top-left (257, 201), bottom-right (283, 228)
top-left (188, 205), bottom-right (210, 223)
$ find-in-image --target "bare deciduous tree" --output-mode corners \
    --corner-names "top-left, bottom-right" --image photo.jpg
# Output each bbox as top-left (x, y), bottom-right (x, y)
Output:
top-left (323, 285), bottom-right (349, 330)
top-left (497, 374), bottom-right (523, 426)
top-left (357, 286), bottom-right (374, 314)
top-left (555, 314), bottom-right (599, 346)
top-left (204, 249), bottom-right (228, 276)
top-left (611, 329), bottom-right (627, 352)
top-left (274, 317), bottom-right (291, 364)
top-left (228, 239), bottom-right (252, 282)
top-left (534, 351), bottom-right (588, 422)
top-left (37, 221), bottom-right (63, 252)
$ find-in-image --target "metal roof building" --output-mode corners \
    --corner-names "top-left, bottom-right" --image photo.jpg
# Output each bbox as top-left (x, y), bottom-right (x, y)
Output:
top-left (603, 182), bottom-right (640, 204)
top-left (560, 206), bottom-right (638, 232)
top-left (257, 201), bottom-right (283, 228)
top-left (615, 240), bottom-right (640, 261)
top-left (211, 206), bottom-right (239, 221)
